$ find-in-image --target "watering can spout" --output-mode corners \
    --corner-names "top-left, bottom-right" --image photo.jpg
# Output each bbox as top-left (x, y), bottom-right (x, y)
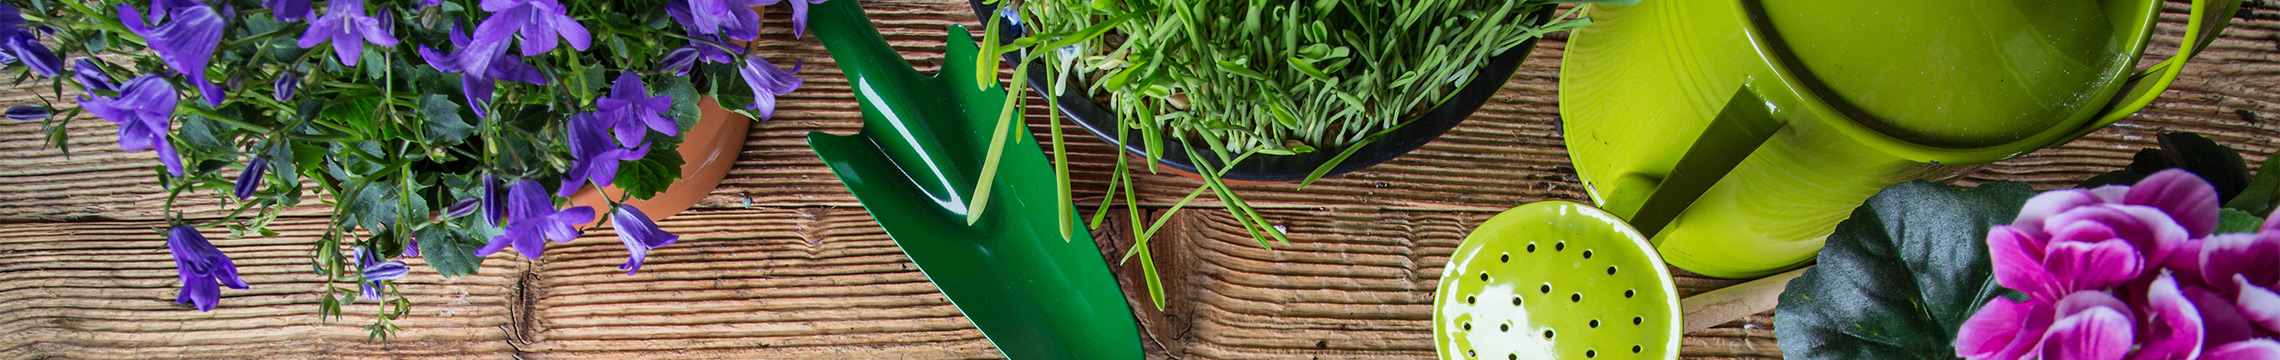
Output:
top-left (1606, 87), bottom-right (1785, 240)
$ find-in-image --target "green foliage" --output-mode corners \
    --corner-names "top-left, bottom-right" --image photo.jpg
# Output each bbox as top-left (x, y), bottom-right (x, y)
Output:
top-left (1776, 181), bottom-right (2038, 360)
top-left (615, 141), bottom-right (686, 201)
top-left (2085, 132), bottom-right (2280, 217)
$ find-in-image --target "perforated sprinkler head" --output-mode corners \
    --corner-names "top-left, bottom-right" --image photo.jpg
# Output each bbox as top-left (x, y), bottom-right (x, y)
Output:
top-left (1435, 201), bottom-right (1681, 360)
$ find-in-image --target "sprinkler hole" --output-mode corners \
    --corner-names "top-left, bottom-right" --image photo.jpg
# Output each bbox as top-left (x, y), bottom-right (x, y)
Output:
top-left (1469, 349), bottom-right (1477, 358)
top-left (1500, 253), bottom-right (1509, 263)
top-left (1540, 284), bottom-right (1552, 293)
top-left (1543, 329), bottom-right (1555, 339)
top-left (1499, 323), bottom-right (1509, 332)
top-left (1463, 322), bottom-right (1472, 331)
top-left (1582, 250), bottom-right (1593, 259)
top-left (1508, 354), bottom-right (1517, 360)
top-left (1527, 243), bottom-right (1537, 252)
top-left (1633, 317), bottom-right (1643, 325)
top-left (1571, 293), bottom-right (1581, 302)
top-left (1625, 289), bottom-right (1636, 298)
top-left (1607, 266), bottom-right (1618, 275)
top-left (1633, 345), bottom-right (1643, 353)
top-left (1586, 350), bottom-right (1597, 358)
top-left (1512, 296), bottom-right (1523, 306)
top-left (1590, 319), bottom-right (1601, 328)
top-left (1479, 272), bottom-right (1490, 281)
top-left (1467, 295), bottom-right (1476, 304)
top-left (1556, 242), bottom-right (1566, 251)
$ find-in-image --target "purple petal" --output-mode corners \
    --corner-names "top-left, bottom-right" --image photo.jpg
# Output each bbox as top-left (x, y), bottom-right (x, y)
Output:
top-left (2207, 339), bottom-right (2280, 360)
top-left (265, 0), bottom-right (312, 22)
top-left (2017, 189), bottom-right (2106, 240)
top-left (2037, 304), bottom-right (2135, 360)
top-left (482, 173), bottom-right (505, 227)
top-left (2044, 239), bottom-right (2145, 293)
top-left (234, 157), bottom-right (267, 199)
top-left (1990, 226), bottom-right (2061, 300)
top-left (1958, 297), bottom-right (2054, 360)
top-left (2126, 169), bottom-right (2221, 239)
top-left (2046, 204), bottom-right (2187, 266)
top-left (2132, 274), bottom-right (2206, 360)
top-left (154, 132), bottom-right (183, 176)
top-left (476, 232), bottom-right (516, 257)
top-left (789, 0), bottom-right (810, 38)
top-left (2190, 285), bottom-right (2261, 346)
top-left (4, 35), bottom-right (62, 77)
top-left (6, 105), bottom-right (50, 121)
top-left (271, 72), bottom-right (299, 102)
top-left (659, 46), bottom-right (700, 75)
top-left (461, 73), bottom-right (494, 117)
top-left (507, 179), bottom-right (550, 221)
top-left (126, 4), bottom-right (225, 106)
top-left (2201, 232), bottom-right (2280, 295)
top-left (612, 206), bottom-right (679, 275)
top-left (2237, 276), bottom-right (2280, 334)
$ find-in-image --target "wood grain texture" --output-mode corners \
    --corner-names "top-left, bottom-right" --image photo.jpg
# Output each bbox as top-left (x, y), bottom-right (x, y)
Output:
top-left (0, 0), bottom-right (2273, 358)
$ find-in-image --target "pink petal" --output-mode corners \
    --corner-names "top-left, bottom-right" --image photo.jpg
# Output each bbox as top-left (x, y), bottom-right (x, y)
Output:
top-left (2047, 205), bottom-right (2187, 266)
top-left (1959, 298), bottom-right (2054, 360)
top-left (2126, 169), bottom-right (2222, 239)
top-left (2037, 305), bottom-right (2136, 360)
top-left (2166, 238), bottom-right (2210, 289)
top-left (2131, 274), bottom-right (2206, 360)
top-left (2018, 189), bottom-right (2107, 240)
top-left (2045, 239), bottom-right (2146, 293)
top-left (2091, 185), bottom-right (2132, 203)
top-left (1991, 226), bottom-right (2062, 300)
top-left (2206, 339), bottom-right (2280, 360)
top-left (2237, 276), bottom-right (2280, 334)
top-left (2201, 233), bottom-right (2280, 295)
top-left (2189, 285), bottom-right (2261, 346)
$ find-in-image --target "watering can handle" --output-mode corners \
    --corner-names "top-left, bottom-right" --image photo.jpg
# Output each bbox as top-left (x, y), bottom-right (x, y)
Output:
top-left (1607, 87), bottom-right (1786, 239)
top-left (2084, 0), bottom-right (2242, 131)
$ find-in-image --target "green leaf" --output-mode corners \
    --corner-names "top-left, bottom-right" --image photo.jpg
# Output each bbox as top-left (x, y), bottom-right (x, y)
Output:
top-left (347, 185), bottom-right (399, 234)
top-left (418, 94), bottom-right (474, 145)
top-left (320, 97), bottom-right (383, 137)
top-left (659, 75), bottom-right (700, 131)
top-left (2218, 208), bottom-right (2264, 234)
top-left (2225, 154), bottom-right (2280, 216)
top-left (417, 223), bottom-right (486, 277)
top-left (178, 116), bottom-right (232, 154)
top-left (614, 141), bottom-right (685, 200)
top-left (1776, 180), bottom-right (2038, 360)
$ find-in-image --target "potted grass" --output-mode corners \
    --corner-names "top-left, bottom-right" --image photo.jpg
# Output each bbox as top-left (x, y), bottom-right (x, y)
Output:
top-left (0, 0), bottom-right (811, 338)
top-left (962, 0), bottom-right (1625, 306)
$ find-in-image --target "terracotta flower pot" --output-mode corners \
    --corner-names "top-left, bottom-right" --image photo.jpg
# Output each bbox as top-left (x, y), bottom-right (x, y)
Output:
top-left (567, 97), bottom-right (749, 225)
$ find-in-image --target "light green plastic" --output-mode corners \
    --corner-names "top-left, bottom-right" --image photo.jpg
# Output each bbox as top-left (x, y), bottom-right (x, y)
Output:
top-left (805, 0), bottom-right (1142, 358)
top-left (1559, 0), bottom-right (2241, 278)
top-left (1435, 201), bottom-right (1681, 360)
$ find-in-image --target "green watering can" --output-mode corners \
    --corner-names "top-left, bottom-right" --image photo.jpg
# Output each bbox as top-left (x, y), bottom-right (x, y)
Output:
top-left (1559, 0), bottom-right (2242, 278)
top-left (806, 0), bottom-right (1142, 358)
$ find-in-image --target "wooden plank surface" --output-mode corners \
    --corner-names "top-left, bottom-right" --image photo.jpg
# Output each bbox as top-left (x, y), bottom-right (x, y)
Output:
top-left (0, 0), bottom-right (2274, 358)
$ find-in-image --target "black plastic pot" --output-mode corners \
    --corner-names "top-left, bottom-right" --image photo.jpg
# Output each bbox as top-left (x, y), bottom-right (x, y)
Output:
top-left (968, 1), bottom-right (1550, 182)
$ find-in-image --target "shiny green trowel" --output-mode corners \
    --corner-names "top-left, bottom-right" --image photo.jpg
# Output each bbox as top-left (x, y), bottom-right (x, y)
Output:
top-left (804, 0), bottom-right (1141, 358)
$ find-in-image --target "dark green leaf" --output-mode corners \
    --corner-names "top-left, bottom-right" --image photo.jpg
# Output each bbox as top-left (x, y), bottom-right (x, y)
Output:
top-left (347, 184), bottom-right (399, 234)
top-left (2218, 208), bottom-right (2264, 234)
top-left (2081, 132), bottom-right (2250, 202)
top-left (417, 223), bottom-right (485, 277)
top-left (418, 94), bottom-right (474, 145)
top-left (2225, 154), bottom-right (2280, 216)
top-left (1776, 180), bottom-right (2037, 360)
top-left (178, 116), bottom-right (231, 154)
top-left (613, 141), bottom-right (685, 200)
top-left (659, 75), bottom-right (700, 131)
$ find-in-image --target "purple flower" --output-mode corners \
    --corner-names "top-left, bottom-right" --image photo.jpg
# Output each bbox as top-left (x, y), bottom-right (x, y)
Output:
top-left (476, 179), bottom-right (593, 260)
top-left (659, 29), bottom-right (737, 76)
top-left (737, 56), bottom-right (802, 119)
top-left (272, 71), bottom-right (299, 102)
top-left (596, 71), bottom-right (675, 147)
top-left (2206, 339), bottom-right (2280, 359)
top-left (781, 0), bottom-right (832, 39)
top-left (353, 246), bottom-right (407, 301)
top-left (0, 4), bottom-right (60, 77)
top-left (167, 225), bottom-right (247, 312)
top-left (1992, 169), bottom-right (2210, 301)
top-left (558, 112), bottom-right (650, 197)
top-left (71, 59), bottom-right (117, 93)
top-left (80, 75), bottom-right (184, 176)
top-left (446, 197), bottom-right (481, 218)
top-left (5, 105), bottom-right (48, 121)
top-left (474, 0), bottom-right (590, 56)
top-left (297, 0), bottom-right (399, 66)
top-left (658, 46), bottom-right (701, 76)
top-left (234, 157), bottom-right (267, 199)
top-left (419, 24), bottom-right (546, 118)
top-left (263, 0), bottom-right (312, 22)
top-left (120, 1), bottom-right (227, 106)
top-left (666, 0), bottom-right (764, 41)
top-left (609, 206), bottom-right (678, 275)
top-left (481, 173), bottom-right (505, 227)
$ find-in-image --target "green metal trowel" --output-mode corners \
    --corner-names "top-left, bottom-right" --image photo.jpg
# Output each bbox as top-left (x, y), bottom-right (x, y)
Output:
top-left (805, 0), bottom-right (1142, 358)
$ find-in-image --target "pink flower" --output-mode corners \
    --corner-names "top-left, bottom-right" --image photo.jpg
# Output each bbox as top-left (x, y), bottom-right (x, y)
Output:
top-left (1960, 169), bottom-right (2280, 360)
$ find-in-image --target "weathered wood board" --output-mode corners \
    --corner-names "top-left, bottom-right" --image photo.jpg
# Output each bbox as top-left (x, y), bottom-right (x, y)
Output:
top-left (0, 0), bottom-right (2275, 358)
